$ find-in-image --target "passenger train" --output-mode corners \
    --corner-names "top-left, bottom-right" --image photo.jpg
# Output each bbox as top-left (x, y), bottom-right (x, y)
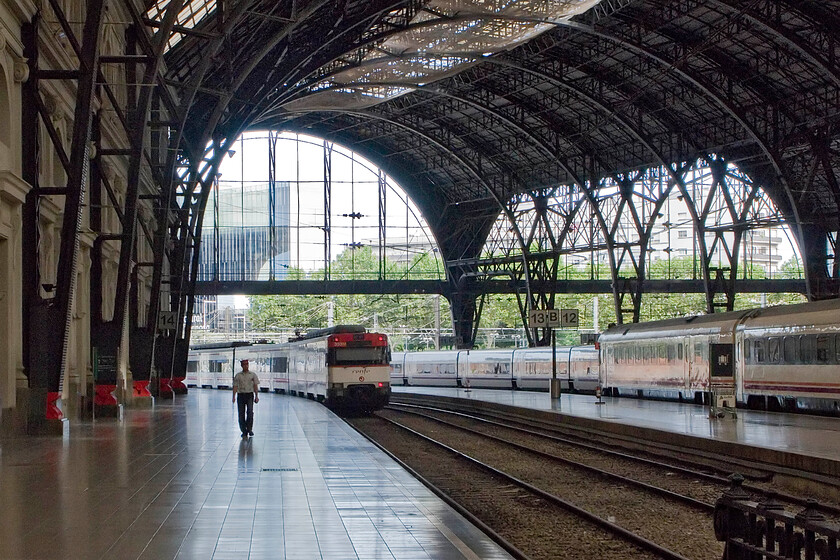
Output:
top-left (390, 298), bottom-right (840, 415)
top-left (187, 325), bottom-right (391, 412)
top-left (389, 346), bottom-right (600, 392)
top-left (187, 299), bottom-right (840, 416)
top-left (598, 297), bottom-right (840, 413)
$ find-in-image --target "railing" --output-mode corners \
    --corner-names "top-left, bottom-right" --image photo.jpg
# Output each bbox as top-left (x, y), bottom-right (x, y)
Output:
top-left (714, 474), bottom-right (840, 559)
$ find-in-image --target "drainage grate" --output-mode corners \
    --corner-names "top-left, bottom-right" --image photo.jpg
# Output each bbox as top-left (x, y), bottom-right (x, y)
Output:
top-left (261, 468), bottom-right (299, 472)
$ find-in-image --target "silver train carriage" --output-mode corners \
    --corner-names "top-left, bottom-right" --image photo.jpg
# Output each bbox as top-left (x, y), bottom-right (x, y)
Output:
top-left (389, 346), bottom-right (599, 392)
top-left (598, 298), bottom-right (840, 413)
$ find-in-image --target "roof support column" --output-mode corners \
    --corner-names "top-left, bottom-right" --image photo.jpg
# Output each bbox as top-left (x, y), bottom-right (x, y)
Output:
top-left (447, 280), bottom-right (480, 351)
top-left (800, 224), bottom-right (836, 299)
top-left (21, 1), bottom-right (107, 431)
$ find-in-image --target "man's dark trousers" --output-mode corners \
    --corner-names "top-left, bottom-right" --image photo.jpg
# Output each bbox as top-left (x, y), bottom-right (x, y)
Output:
top-left (237, 392), bottom-right (255, 434)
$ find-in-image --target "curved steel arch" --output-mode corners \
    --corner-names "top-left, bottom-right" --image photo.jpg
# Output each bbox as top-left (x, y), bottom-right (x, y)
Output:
top-left (706, 0), bottom-right (840, 90)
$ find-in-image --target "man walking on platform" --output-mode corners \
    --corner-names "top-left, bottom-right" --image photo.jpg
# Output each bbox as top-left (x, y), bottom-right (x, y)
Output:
top-left (232, 359), bottom-right (260, 437)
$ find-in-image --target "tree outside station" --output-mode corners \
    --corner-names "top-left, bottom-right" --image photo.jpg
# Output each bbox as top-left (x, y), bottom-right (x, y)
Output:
top-left (248, 248), bottom-right (805, 350)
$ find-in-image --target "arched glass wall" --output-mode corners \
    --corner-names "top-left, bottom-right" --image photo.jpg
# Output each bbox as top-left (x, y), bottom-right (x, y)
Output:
top-left (192, 131), bottom-right (449, 345)
top-left (479, 156), bottom-right (805, 336)
top-left (197, 131), bottom-right (444, 282)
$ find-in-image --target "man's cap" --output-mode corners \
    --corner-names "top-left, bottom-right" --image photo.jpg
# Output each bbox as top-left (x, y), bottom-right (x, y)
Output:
top-left (240, 359), bottom-right (249, 364)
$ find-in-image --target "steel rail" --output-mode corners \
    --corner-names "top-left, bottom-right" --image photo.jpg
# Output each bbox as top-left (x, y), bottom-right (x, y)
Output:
top-left (375, 414), bottom-right (693, 560)
top-left (388, 401), bottom-right (758, 483)
top-left (388, 399), bottom-right (840, 518)
top-left (346, 419), bottom-right (532, 560)
top-left (383, 406), bottom-right (715, 512)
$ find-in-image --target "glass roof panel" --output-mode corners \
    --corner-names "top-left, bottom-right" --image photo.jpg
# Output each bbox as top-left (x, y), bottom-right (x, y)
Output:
top-left (146, 0), bottom-right (217, 51)
top-left (286, 0), bottom-right (604, 112)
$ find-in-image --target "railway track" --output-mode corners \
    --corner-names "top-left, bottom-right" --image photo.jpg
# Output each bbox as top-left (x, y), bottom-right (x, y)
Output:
top-left (391, 395), bottom-right (776, 481)
top-left (350, 396), bottom-right (840, 559)
top-left (385, 403), bottom-right (719, 512)
top-left (349, 411), bottom-right (723, 559)
top-left (385, 398), bottom-right (840, 519)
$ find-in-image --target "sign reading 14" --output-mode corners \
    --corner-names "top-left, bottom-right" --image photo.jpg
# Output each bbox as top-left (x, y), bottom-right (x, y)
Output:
top-left (157, 311), bottom-right (178, 331)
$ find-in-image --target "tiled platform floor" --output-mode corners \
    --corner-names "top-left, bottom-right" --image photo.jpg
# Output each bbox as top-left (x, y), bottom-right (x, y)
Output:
top-left (0, 391), bottom-right (513, 560)
top-left (393, 386), bottom-right (840, 462)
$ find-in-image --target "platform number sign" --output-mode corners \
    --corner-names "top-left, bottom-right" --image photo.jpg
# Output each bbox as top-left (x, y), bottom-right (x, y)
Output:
top-left (528, 308), bottom-right (579, 329)
top-left (560, 308), bottom-right (579, 328)
top-left (157, 311), bottom-right (177, 331)
top-left (529, 308), bottom-right (559, 328)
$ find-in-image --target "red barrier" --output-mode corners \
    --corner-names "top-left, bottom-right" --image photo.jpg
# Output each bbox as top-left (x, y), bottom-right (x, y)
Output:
top-left (170, 377), bottom-right (187, 392)
top-left (158, 378), bottom-right (173, 397)
top-left (46, 391), bottom-right (63, 420)
top-left (94, 384), bottom-right (118, 406)
top-left (132, 380), bottom-right (152, 398)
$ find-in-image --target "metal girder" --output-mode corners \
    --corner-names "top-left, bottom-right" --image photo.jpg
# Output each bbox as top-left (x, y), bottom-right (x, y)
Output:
top-left (132, 0), bottom-right (839, 359)
top-left (193, 278), bottom-right (806, 296)
top-left (591, 4), bottom-right (823, 295)
top-left (324, 140), bottom-right (332, 279)
top-left (112, 0), bottom-right (184, 338)
top-left (18, 0), bottom-right (110, 425)
top-left (707, 0), bottom-right (840, 90)
top-left (49, 0), bottom-right (107, 402)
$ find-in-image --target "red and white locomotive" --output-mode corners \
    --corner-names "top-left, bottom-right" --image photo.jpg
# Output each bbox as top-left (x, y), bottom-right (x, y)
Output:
top-left (187, 325), bottom-right (391, 412)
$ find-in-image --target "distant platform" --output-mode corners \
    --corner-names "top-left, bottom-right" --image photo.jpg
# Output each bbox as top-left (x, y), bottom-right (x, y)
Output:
top-left (0, 390), bottom-right (513, 560)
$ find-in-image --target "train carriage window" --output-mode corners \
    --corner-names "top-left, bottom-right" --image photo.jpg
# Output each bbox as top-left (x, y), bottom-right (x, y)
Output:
top-left (328, 346), bottom-right (389, 366)
top-left (835, 334), bottom-right (840, 363)
top-left (754, 340), bottom-right (765, 363)
top-left (801, 335), bottom-right (815, 364)
top-left (816, 335), bottom-right (832, 364)
top-left (783, 336), bottom-right (797, 364)
top-left (768, 338), bottom-right (780, 364)
top-left (658, 345), bottom-right (665, 360)
top-left (678, 344), bottom-right (683, 360)
top-left (187, 360), bottom-right (198, 373)
top-left (744, 339), bottom-right (751, 362)
top-left (667, 344), bottom-right (675, 362)
top-left (271, 357), bottom-right (288, 372)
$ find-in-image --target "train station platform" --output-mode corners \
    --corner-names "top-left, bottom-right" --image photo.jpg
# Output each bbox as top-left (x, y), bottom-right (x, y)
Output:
top-left (0, 390), bottom-right (513, 560)
top-left (392, 387), bottom-right (840, 483)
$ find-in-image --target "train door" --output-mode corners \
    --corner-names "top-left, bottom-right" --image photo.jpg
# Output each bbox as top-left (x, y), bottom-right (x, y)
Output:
top-left (710, 342), bottom-right (735, 385)
top-left (456, 351), bottom-right (468, 387)
top-left (710, 343), bottom-right (736, 409)
top-left (682, 337), bottom-right (690, 395)
top-left (734, 330), bottom-right (746, 401)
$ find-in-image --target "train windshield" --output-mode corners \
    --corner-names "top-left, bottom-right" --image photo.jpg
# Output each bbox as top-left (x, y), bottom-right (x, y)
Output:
top-left (328, 347), bottom-right (389, 366)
